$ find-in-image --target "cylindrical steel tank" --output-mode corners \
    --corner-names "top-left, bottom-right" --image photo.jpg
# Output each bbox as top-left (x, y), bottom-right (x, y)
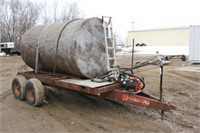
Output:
top-left (21, 17), bottom-right (112, 78)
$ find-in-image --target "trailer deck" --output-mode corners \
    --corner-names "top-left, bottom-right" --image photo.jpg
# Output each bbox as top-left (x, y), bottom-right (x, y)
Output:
top-left (17, 71), bottom-right (175, 115)
top-left (18, 71), bottom-right (121, 96)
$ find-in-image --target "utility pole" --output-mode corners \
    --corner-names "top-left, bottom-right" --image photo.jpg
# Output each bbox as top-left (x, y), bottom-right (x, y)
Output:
top-left (131, 21), bottom-right (135, 31)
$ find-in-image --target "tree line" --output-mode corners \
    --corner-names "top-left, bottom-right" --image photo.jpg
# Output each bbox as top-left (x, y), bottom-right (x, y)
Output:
top-left (0, 0), bottom-right (83, 45)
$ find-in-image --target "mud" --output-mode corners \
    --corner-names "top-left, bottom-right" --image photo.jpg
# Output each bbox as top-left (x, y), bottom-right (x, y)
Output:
top-left (0, 54), bottom-right (200, 133)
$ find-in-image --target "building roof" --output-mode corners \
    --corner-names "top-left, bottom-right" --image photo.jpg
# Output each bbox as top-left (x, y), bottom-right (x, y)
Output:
top-left (128, 26), bottom-right (189, 32)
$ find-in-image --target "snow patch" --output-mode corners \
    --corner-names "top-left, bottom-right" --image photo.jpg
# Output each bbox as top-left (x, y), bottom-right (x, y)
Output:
top-left (120, 46), bottom-right (189, 55)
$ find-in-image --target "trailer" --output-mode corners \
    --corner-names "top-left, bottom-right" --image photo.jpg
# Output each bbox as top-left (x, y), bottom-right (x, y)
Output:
top-left (12, 54), bottom-right (175, 119)
top-left (0, 42), bottom-right (20, 55)
top-left (165, 55), bottom-right (186, 61)
top-left (0, 42), bottom-right (14, 55)
top-left (11, 16), bottom-right (175, 119)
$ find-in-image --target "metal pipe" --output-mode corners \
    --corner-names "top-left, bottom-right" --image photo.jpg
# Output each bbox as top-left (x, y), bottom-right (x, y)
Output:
top-left (131, 39), bottom-right (134, 69)
top-left (159, 65), bottom-right (164, 120)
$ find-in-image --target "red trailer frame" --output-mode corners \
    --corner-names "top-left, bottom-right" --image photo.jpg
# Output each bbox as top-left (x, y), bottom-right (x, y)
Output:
top-left (17, 71), bottom-right (175, 119)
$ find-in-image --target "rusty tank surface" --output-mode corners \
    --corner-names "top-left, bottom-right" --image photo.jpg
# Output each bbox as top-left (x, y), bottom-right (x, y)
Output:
top-left (21, 17), bottom-right (111, 78)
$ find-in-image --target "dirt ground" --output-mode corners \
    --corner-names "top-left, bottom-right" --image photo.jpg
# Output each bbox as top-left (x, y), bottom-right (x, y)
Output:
top-left (0, 54), bottom-right (200, 133)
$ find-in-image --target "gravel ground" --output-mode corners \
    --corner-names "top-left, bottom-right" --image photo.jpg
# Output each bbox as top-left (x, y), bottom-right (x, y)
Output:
top-left (0, 54), bottom-right (200, 133)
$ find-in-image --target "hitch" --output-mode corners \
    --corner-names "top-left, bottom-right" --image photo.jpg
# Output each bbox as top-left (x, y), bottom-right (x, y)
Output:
top-left (92, 54), bottom-right (175, 119)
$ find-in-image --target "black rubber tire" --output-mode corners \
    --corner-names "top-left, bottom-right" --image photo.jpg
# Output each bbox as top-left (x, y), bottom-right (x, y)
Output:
top-left (12, 75), bottom-right (27, 100)
top-left (25, 78), bottom-right (44, 107)
top-left (165, 56), bottom-right (169, 61)
top-left (136, 43), bottom-right (140, 46)
top-left (181, 55), bottom-right (186, 61)
top-left (141, 43), bottom-right (147, 46)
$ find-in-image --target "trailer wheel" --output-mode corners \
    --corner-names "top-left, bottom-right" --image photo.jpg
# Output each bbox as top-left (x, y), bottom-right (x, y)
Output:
top-left (165, 56), bottom-right (169, 61)
top-left (181, 55), bottom-right (186, 61)
top-left (25, 78), bottom-right (44, 107)
top-left (12, 75), bottom-right (27, 100)
top-left (136, 43), bottom-right (140, 46)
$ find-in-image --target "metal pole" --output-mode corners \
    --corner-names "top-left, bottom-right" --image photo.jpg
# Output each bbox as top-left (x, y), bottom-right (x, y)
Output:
top-left (130, 39), bottom-right (135, 74)
top-left (160, 65), bottom-right (164, 120)
top-left (131, 21), bottom-right (135, 31)
top-left (131, 39), bottom-right (134, 69)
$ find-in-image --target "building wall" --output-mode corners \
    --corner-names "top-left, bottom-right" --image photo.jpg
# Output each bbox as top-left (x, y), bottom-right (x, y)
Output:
top-left (189, 26), bottom-right (200, 63)
top-left (127, 27), bottom-right (189, 46)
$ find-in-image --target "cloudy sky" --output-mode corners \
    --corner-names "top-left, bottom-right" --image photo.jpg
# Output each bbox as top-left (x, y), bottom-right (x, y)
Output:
top-left (34, 0), bottom-right (200, 41)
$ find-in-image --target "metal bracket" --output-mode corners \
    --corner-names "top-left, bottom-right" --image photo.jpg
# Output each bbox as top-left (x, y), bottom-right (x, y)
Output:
top-left (35, 24), bottom-right (52, 75)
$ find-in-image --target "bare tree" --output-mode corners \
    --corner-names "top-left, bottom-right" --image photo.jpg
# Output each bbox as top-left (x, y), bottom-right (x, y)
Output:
top-left (60, 3), bottom-right (82, 21)
top-left (0, 0), bottom-right (4, 41)
top-left (0, 0), bottom-right (40, 44)
top-left (42, 0), bottom-right (50, 24)
top-left (0, 0), bottom-right (83, 44)
top-left (41, 1), bottom-right (83, 24)
top-left (53, 1), bottom-right (58, 23)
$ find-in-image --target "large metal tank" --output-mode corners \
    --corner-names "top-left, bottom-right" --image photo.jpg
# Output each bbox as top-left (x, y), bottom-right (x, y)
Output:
top-left (21, 17), bottom-right (111, 78)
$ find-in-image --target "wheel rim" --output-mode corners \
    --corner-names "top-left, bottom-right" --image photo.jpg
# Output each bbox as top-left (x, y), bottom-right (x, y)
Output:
top-left (13, 80), bottom-right (21, 98)
top-left (27, 86), bottom-right (35, 104)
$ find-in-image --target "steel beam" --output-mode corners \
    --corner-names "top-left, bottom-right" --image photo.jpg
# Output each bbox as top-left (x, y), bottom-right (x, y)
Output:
top-left (102, 90), bottom-right (175, 111)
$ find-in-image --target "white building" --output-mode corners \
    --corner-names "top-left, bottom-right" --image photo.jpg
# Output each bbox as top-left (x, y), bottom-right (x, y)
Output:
top-left (126, 26), bottom-right (200, 63)
top-left (126, 27), bottom-right (189, 46)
